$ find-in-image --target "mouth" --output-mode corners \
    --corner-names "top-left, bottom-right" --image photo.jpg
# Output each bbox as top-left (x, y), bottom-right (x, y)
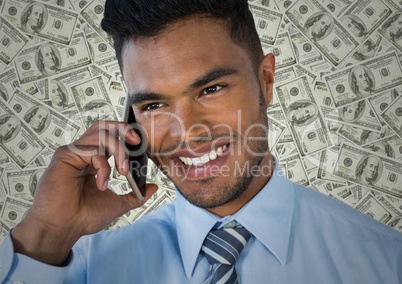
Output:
top-left (169, 142), bottom-right (232, 180)
top-left (178, 144), bottom-right (228, 167)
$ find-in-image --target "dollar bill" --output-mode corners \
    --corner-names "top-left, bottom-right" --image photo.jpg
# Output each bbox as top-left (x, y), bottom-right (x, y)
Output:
top-left (8, 88), bottom-right (81, 150)
top-left (368, 87), bottom-right (400, 120)
top-left (285, 0), bottom-right (359, 67)
top-left (80, 0), bottom-right (113, 47)
top-left (321, 0), bottom-right (352, 17)
top-left (354, 192), bottom-right (398, 223)
top-left (339, 0), bottom-right (392, 43)
top-left (263, 31), bottom-right (297, 69)
top-left (85, 32), bottom-right (116, 66)
top-left (6, 167), bottom-right (46, 201)
top-left (267, 115), bottom-right (286, 149)
top-left (276, 76), bottom-right (332, 156)
top-left (0, 67), bottom-right (19, 102)
top-left (0, 195), bottom-right (31, 228)
top-left (282, 153), bottom-right (309, 186)
top-left (380, 95), bottom-right (402, 139)
top-left (0, 97), bottom-right (46, 168)
top-left (363, 135), bottom-right (402, 161)
top-left (333, 143), bottom-right (402, 199)
top-left (1, 0), bottom-right (79, 45)
top-left (70, 75), bottom-right (118, 129)
top-left (0, 16), bottom-right (30, 66)
top-left (337, 124), bottom-right (392, 146)
top-left (274, 66), bottom-right (297, 83)
top-left (293, 64), bottom-right (317, 85)
top-left (321, 99), bottom-right (382, 131)
top-left (47, 66), bottom-right (92, 112)
top-left (290, 31), bottom-right (323, 66)
top-left (14, 32), bottom-right (92, 84)
top-left (324, 52), bottom-right (402, 107)
top-left (377, 12), bottom-right (402, 53)
top-left (248, 3), bottom-right (283, 45)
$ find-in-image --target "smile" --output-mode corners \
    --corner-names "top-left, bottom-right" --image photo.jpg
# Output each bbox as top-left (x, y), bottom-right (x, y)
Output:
top-left (178, 144), bottom-right (228, 167)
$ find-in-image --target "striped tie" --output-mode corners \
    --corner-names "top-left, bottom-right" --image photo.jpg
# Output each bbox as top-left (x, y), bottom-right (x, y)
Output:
top-left (202, 226), bottom-right (251, 284)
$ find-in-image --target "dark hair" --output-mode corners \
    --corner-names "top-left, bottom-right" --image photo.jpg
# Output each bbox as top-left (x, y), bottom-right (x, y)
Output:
top-left (37, 45), bottom-right (60, 73)
top-left (101, 0), bottom-right (263, 71)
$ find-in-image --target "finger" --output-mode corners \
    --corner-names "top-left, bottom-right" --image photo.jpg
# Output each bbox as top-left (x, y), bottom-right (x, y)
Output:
top-left (119, 183), bottom-right (159, 213)
top-left (85, 120), bottom-right (140, 145)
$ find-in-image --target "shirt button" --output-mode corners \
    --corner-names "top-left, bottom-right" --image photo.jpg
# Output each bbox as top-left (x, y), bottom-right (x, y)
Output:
top-left (224, 220), bottom-right (237, 228)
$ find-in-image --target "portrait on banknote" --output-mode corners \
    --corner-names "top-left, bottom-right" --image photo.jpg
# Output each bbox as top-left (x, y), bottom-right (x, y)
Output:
top-left (355, 154), bottom-right (382, 187)
top-left (20, 2), bottom-right (47, 34)
top-left (286, 99), bottom-right (319, 126)
top-left (81, 100), bottom-right (115, 128)
top-left (340, 14), bottom-right (367, 41)
top-left (0, 83), bottom-right (8, 101)
top-left (29, 169), bottom-right (44, 198)
top-left (364, 141), bottom-right (395, 159)
top-left (349, 65), bottom-right (375, 97)
top-left (351, 38), bottom-right (377, 61)
top-left (339, 100), bottom-right (366, 123)
top-left (23, 105), bottom-right (51, 134)
top-left (303, 12), bottom-right (334, 41)
top-left (35, 43), bottom-right (61, 76)
top-left (49, 79), bottom-right (68, 112)
top-left (0, 114), bottom-right (20, 143)
top-left (379, 12), bottom-right (402, 43)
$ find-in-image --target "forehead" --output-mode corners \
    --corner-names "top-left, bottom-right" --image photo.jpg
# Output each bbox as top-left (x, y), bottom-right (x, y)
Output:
top-left (32, 5), bottom-right (43, 12)
top-left (121, 17), bottom-right (253, 94)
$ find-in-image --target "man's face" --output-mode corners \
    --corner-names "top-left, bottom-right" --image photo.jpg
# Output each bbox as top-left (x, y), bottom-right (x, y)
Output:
top-left (30, 108), bottom-right (48, 130)
top-left (50, 82), bottom-right (65, 106)
top-left (354, 68), bottom-right (371, 91)
top-left (389, 15), bottom-right (402, 38)
top-left (0, 117), bottom-right (18, 138)
top-left (40, 46), bottom-right (57, 69)
top-left (292, 104), bottom-right (316, 123)
top-left (342, 104), bottom-right (359, 121)
top-left (342, 17), bottom-right (362, 37)
top-left (28, 5), bottom-right (43, 29)
top-left (122, 17), bottom-right (272, 212)
top-left (311, 14), bottom-right (331, 37)
top-left (362, 157), bottom-right (379, 180)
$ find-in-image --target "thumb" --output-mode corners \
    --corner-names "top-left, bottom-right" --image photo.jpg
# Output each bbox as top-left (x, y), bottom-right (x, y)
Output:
top-left (120, 183), bottom-right (159, 212)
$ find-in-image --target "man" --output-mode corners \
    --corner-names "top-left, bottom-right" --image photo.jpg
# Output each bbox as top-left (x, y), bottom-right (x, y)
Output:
top-left (20, 3), bottom-right (46, 34)
top-left (350, 65), bottom-right (375, 97)
top-left (380, 12), bottom-right (402, 42)
top-left (340, 100), bottom-right (366, 123)
top-left (1, 0), bottom-right (401, 283)
top-left (355, 155), bottom-right (381, 187)
top-left (36, 44), bottom-right (61, 76)
top-left (286, 100), bottom-right (318, 126)
top-left (23, 106), bottom-right (50, 134)
top-left (340, 14), bottom-right (367, 41)
top-left (49, 80), bottom-right (68, 111)
top-left (304, 12), bottom-right (334, 41)
top-left (0, 114), bottom-right (20, 143)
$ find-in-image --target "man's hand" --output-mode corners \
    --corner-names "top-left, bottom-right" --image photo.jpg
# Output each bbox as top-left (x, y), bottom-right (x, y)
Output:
top-left (11, 121), bottom-right (158, 265)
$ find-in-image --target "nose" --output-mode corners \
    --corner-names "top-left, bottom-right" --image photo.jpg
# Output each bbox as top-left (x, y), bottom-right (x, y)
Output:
top-left (168, 100), bottom-right (212, 144)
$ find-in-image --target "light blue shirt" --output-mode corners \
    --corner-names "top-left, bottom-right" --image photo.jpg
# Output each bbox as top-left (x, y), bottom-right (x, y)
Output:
top-left (1, 163), bottom-right (402, 283)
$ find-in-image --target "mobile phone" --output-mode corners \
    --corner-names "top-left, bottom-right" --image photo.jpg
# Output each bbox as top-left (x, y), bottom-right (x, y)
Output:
top-left (123, 95), bottom-right (147, 200)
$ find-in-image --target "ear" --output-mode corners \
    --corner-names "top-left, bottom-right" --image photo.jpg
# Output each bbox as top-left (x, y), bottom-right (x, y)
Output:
top-left (258, 53), bottom-right (275, 106)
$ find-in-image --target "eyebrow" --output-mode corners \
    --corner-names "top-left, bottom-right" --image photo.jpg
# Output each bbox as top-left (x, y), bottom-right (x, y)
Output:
top-left (129, 67), bottom-right (239, 105)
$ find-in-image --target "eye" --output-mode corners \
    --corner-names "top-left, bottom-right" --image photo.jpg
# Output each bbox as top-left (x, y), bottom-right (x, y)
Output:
top-left (202, 85), bottom-right (223, 95)
top-left (142, 102), bottom-right (165, 111)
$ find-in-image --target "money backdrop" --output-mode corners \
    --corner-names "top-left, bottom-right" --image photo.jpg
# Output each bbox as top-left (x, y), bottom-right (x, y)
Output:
top-left (0, 0), bottom-right (402, 243)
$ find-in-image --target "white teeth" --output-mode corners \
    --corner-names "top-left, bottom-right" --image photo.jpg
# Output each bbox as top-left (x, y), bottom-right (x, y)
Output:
top-left (179, 145), bottom-right (228, 166)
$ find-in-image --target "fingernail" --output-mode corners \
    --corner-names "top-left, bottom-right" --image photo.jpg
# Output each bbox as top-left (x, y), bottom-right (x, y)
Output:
top-left (123, 159), bottom-right (129, 173)
top-left (103, 180), bottom-right (109, 190)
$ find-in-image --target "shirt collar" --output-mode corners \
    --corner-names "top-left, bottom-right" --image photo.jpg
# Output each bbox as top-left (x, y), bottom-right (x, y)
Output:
top-left (175, 161), bottom-right (295, 278)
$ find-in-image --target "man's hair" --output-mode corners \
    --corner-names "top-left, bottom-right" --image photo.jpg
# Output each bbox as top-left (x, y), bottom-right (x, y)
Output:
top-left (36, 45), bottom-right (60, 73)
top-left (101, 0), bottom-right (263, 71)
top-left (350, 67), bottom-right (374, 94)
top-left (21, 4), bottom-right (44, 31)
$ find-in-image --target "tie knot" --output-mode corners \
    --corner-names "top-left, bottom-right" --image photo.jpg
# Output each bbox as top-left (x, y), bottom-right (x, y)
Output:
top-left (202, 227), bottom-right (251, 266)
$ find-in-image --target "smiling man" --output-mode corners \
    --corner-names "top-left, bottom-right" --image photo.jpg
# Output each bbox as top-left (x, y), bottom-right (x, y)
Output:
top-left (1, 0), bottom-right (401, 283)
